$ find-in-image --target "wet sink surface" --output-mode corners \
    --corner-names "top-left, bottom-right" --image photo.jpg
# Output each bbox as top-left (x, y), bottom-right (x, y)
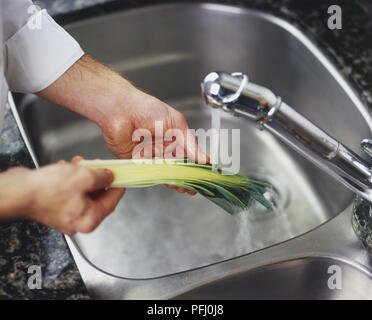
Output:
top-left (18, 3), bottom-right (372, 280)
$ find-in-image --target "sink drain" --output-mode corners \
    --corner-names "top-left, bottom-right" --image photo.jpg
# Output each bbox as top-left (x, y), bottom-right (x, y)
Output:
top-left (247, 172), bottom-right (289, 220)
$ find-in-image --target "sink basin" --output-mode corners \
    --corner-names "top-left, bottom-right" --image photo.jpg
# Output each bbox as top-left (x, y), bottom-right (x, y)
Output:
top-left (174, 257), bottom-right (372, 299)
top-left (13, 3), bottom-right (372, 299)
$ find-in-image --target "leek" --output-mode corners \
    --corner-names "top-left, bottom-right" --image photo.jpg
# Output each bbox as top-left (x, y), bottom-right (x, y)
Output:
top-left (79, 158), bottom-right (272, 214)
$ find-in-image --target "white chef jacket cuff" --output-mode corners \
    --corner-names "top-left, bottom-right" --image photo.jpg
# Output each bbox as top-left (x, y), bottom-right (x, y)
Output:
top-left (4, 9), bottom-right (85, 93)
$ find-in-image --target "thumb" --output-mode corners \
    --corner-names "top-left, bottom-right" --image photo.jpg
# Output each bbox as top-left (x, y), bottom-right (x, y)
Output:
top-left (86, 168), bottom-right (114, 192)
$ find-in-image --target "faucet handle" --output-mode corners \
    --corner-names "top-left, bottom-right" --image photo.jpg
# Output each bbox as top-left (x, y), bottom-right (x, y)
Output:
top-left (201, 71), bottom-right (248, 109)
top-left (221, 72), bottom-right (249, 104)
top-left (361, 139), bottom-right (372, 158)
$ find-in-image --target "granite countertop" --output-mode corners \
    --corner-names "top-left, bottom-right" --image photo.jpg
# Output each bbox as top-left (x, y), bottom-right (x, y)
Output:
top-left (0, 105), bottom-right (89, 299)
top-left (0, 0), bottom-right (371, 299)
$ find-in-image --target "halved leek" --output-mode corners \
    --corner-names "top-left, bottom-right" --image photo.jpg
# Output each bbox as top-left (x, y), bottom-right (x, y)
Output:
top-left (79, 158), bottom-right (271, 214)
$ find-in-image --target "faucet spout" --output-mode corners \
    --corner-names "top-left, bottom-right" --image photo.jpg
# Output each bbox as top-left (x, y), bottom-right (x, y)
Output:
top-left (201, 71), bottom-right (372, 202)
top-left (201, 71), bottom-right (278, 121)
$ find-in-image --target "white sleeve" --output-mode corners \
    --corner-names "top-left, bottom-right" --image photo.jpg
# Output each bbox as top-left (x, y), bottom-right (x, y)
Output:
top-left (3, 1), bottom-right (84, 93)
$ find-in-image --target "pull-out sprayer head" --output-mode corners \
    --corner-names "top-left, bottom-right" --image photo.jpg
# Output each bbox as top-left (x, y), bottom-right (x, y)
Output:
top-left (201, 71), bottom-right (279, 121)
top-left (201, 72), bottom-right (248, 109)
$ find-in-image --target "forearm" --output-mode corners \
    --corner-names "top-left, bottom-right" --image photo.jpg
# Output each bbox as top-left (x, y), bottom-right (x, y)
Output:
top-left (36, 54), bottom-right (206, 163)
top-left (0, 168), bottom-right (33, 218)
top-left (37, 55), bottom-right (137, 133)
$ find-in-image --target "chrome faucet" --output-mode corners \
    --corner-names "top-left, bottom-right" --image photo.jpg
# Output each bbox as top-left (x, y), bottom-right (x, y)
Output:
top-left (201, 71), bottom-right (372, 203)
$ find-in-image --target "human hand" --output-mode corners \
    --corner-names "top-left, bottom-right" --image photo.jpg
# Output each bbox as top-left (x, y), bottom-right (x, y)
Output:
top-left (101, 89), bottom-right (209, 195)
top-left (11, 160), bottom-right (124, 235)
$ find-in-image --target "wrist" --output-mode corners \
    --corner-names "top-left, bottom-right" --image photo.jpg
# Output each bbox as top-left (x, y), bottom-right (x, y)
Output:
top-left (0, 167), bottom-right (35, 218)
top-left (13, 168), bottom-right (36, 217)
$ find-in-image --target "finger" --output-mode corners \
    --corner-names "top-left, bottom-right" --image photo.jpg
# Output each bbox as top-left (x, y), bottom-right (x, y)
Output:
top-left (187, 190), bottom-right (197, 195)
top-left (75, 189), bottom-right (125, 234)
top-left (73, 201), bottom-right (100, 233)
top-left (62, 229), bottom-right (76, 236)
top-left (86, 168), bottom-right (114, 192)
top-left (89, 189), bottom-right (105, 200)
top-left (165, 184), bottom-right (196, 195)
top-left (175, 187), bottom-right (196, 195)
top-left (169, 124), bottom-right (208, 164)
top-left (72, 155), bottom-right (84, 164)
top-left (165, 184), bottom-right (184, 192)
top-left (185, 130), bottom-right (209, 164)
top-left (94, 188), bottom-right (126, 218)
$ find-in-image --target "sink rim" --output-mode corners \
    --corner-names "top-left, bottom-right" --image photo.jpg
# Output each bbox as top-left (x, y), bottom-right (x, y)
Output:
top-left (172, 254), bottom-right (372, 299)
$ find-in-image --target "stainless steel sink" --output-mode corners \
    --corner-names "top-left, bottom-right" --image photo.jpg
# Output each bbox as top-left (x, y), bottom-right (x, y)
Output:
top-left (175, 256), bottom-right (372, 300)
top-left (12, 3), bottom-right (372, 299)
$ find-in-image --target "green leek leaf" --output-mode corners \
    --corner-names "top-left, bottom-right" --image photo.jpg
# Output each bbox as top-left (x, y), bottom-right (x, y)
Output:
top-left (79, 158), bottom-right (272, 215)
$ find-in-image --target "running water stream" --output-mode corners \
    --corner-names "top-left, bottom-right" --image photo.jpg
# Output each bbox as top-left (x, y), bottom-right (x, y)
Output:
top-left (210, 108), bottom-right (221, 172)
top-left (209, 107), bottom-right (294, 254)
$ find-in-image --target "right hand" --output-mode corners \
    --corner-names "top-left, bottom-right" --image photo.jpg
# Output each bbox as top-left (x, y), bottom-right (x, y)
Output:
top-left (17, 161), bottom-right (124, 235)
